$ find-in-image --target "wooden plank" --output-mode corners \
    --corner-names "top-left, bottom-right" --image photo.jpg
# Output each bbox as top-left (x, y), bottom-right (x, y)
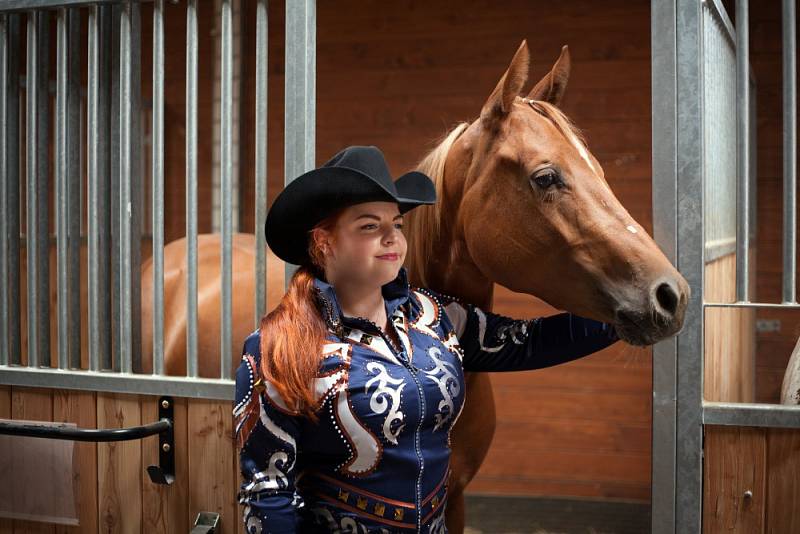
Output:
top-left (53, 390), bottom-right (97, 534)
top-left (97, 393), bottom-right (141, 534)
top-left (188, 400), bottom-right (235, 534)
top-left (765, 428), bottom-right (800, 534)
top-left (0, 386), bottom-right (11, 534)
top-left (466, 475), bottom-right (650, 502)
top-left (141, 396), bottom-right (189, 534)
top-left (703, 426), bottom-right (766, 534)
top-left (11, 387), bottom-right (55, 534)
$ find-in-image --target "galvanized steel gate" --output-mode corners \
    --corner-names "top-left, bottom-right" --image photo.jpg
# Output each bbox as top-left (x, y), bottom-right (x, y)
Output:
top-left (652, 0), bottom-right (800, 532)
top-left (0, 0), bottom-right (317, 529)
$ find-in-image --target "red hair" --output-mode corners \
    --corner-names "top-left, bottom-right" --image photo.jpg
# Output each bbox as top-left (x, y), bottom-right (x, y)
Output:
top-left (257, 207), bottom-right (346, 423)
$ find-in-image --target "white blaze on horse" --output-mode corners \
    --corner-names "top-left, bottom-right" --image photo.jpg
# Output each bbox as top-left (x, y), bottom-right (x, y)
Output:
top-left (136, 40), bottom-right (690, 534)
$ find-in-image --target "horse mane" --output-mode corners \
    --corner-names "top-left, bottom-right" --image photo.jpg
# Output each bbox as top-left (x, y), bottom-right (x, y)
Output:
top-left (525, 99), bottom-right (587, 149)
top-left (404, 121), bottom-right (470, 287)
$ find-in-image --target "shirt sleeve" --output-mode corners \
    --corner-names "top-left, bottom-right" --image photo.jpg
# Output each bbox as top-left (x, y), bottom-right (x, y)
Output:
top-left (430, 289), bottom-right (621, 373)
top-left (233, 332), bottom-right (304, 533)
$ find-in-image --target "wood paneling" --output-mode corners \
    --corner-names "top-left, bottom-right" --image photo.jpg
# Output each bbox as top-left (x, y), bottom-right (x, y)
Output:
top-left (704, 253), bottom-right (758, 403)
top-left (704, 425), bottom-right (800, 534)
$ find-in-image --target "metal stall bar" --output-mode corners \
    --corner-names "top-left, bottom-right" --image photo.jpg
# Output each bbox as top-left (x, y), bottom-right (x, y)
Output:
top-left (675, 0), bottom-right (704, 531)
top-left (26, 11), bottom-right (40, 368)
top-left (735, 0), bottom-right (750, 302)
top-left (254, 0), bottom-right (268, 326)
top-left (118, 2), bottom-right (133, 374)
top-left (186, 0), bottom-right (199, 378)
top-left (4, 14), bottom-right (20, 366)
top-left (283, 0), bottom-right (316, 286)
top-left (88, 5), bottom-right (103, 371)
top-left (152, 0), bottom-right (165, 376)
top-left (0, 15), bottom-right (8, 367)
top-left (783, 0), bottom-right (796, 304)
top-left (220, 0), bottom-right (233, 379)
top-left (651, 0), bottom-right (678, 530)
top-left (55, 7), bottom-right (80, 370)
top-left (704, 402), bottom-right (800, 428)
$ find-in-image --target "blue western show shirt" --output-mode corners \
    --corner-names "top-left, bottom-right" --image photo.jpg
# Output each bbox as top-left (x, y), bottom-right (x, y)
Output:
top-left (233, 266), bottom-right (619, 533)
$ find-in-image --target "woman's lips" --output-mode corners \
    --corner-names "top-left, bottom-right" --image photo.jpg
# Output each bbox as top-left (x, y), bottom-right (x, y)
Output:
top-left (377, 253), bottom-right (399, 261)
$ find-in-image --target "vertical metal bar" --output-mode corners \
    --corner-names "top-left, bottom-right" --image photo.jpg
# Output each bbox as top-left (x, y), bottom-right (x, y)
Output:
top-left (67, 9), bottom-right (80, 369)
top-left (220, 0), bottom-right (233, 379)
top-left (735, 0), bottom-right (750, 301)
top-left (99, 5), bottom-right (112, 370)
top-left (152, 0), bottom-right (165, 376)
top-left (783, 0), bottom-right (796, 303)
top-left (675, 0), bottom-right (704, 531)
top-left (118, 2), bottom-right (133, 374)
top-left (0, 15), bottom-right (8, 367)
top-left (26, 11), bottom-right (39, 368)
top-left (128, 2), bottom-right (142, 374)
top-left (650, 0), bottom-right (678, 531)
top-left (56, 8), bottom-right (79, 370)
top-left (6, 14), bottom-right (20, 366)
top-left (284, 0), bottom-right (316, 287)
top-left (56, 8), bottom-right (68, 370)
top-left (36, 10), bottom-right (50, 367)
top-left (110, 3), bottom-right (120, 371)
top-left (254, 0), bottom-right (268, 326)
top-left (186, 0), bottom-right (198, 378)
top-left (88, 5), bottom-right (101, 371)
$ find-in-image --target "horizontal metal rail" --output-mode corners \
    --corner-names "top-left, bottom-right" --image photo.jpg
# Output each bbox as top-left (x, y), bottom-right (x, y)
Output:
top-left (705, 301), bottom-right (800, 309)
top-left (703, 401), bottom-right (800, 429)
top-left (0, 417), bottom-right (169, 441)
top-left (0, 366), bottom-right (234, 400)
top-left (0, 0), bottom-right (152, 13)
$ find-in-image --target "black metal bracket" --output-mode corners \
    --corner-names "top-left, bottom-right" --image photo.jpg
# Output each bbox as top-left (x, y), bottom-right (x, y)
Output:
top-left (146, 396), bottom-right (175, 485)
top-left (0, 394), bottom-right (176, 486)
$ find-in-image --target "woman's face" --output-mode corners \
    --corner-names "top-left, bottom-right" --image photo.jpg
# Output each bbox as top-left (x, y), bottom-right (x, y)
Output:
top-left (322, 201), bottom-right (407, 288)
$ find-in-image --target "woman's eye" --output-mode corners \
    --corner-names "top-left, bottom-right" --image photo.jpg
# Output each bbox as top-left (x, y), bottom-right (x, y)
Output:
top-left (394, 223), bottom-right (403, 229)
top-left (531, 169), bottom-right (560, 189)
top-left (362, 224), bottom-right (377, 230)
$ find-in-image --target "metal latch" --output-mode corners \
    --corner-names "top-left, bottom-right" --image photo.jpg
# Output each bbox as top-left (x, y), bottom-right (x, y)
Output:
top-left (191, 512), bottom-right (220, 534)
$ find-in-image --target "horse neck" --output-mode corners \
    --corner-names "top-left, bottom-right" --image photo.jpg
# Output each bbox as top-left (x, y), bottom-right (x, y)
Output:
top-left (405, 156), bottom-right (495, 311)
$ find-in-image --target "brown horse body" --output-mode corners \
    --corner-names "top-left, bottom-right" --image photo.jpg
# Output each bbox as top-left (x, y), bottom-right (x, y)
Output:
top-left (136, 41), bottom-right (689, 533)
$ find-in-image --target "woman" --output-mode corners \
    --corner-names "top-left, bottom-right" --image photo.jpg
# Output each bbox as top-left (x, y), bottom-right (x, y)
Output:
top-left (233, 145), bottom-right (620, 534)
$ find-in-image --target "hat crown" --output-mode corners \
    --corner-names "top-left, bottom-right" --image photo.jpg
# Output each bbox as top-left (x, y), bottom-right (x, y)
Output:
top-left (322, 145), bottom-right (396, 193)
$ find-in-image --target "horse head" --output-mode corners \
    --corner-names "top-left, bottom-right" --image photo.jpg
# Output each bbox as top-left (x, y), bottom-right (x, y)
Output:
top-left (406, 40), bottom-right (689, 347)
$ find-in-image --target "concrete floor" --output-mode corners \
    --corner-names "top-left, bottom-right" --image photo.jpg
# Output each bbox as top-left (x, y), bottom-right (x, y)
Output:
top-left (463, 494), bottom-right (650, 534)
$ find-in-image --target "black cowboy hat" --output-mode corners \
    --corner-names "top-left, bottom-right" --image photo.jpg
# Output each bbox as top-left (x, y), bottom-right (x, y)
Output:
top-left (265, 145), bottom-right (437, 266)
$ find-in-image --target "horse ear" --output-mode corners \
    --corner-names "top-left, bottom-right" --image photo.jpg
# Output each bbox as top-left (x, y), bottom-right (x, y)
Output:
top-left (480, 40), bottom-right (530, 123)
top-left (527, 45), bottom-right (571, 105)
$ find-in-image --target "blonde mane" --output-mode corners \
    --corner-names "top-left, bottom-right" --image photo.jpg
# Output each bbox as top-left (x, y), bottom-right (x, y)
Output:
top-left (404, 122), bottom-right (470, 287)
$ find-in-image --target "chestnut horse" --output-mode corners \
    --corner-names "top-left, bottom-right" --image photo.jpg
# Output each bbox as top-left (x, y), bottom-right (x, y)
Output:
top-left (140, 40), bottom-right (690, 532)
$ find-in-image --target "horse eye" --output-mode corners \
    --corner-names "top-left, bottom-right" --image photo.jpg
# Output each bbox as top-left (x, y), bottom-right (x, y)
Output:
top-left (531, 169), bottom-right (560, 189)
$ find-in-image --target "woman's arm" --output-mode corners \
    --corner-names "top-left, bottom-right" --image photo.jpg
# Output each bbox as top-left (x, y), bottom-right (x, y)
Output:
top-left (429, 289), bottom-right (620, 373)
top-left (234, 332), bottom-right (303, 533)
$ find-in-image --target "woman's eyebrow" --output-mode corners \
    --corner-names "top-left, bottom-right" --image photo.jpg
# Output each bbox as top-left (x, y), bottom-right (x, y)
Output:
top-left (354, 214), bottom-right (403, 221)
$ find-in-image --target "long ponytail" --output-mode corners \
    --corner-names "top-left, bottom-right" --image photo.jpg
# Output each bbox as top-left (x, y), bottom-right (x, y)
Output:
top-left (258, 208), bottom-right (344, 423)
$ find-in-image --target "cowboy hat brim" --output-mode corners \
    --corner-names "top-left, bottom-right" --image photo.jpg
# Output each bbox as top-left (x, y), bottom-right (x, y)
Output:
top-left (265, 166), bottom-right (436, 266)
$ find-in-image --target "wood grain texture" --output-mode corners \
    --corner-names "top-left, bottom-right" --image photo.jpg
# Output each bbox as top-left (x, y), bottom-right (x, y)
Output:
top-left (766, 429), bottom-right (800, 534)
top-left (187, 400), bottom-right (236, 534)
top-left (53, 390), bottom-right (97, 534)
top-left (704, 253), bottom-right (758, 403)
top-left (0, 386), bottom-right (11, 534)
top-left (97, 393), bottom-right (141, 534)
top-left (703, 425), bottom-right (766, 534)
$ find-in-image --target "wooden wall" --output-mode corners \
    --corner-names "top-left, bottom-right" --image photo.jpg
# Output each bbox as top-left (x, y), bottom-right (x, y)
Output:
top-left (703, 425), bottom-right (800, 534)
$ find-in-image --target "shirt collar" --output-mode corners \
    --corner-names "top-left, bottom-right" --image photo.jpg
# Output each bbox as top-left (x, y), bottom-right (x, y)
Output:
top-left (312, 266), bottom-right (412, 334)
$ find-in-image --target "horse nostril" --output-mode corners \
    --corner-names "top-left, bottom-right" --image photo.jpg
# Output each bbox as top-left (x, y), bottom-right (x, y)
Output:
top-left (655, 282), bottom-right (679, 316)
